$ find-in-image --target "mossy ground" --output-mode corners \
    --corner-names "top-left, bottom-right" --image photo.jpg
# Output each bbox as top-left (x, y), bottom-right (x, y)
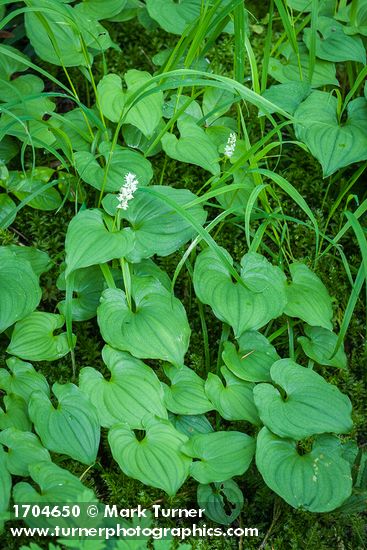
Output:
top-left (0, 5), bottom-right (366, 550)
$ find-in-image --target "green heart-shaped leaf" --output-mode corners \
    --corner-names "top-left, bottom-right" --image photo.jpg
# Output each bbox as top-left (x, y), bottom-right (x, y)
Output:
top-left (25, 0), bottom-right (112, 67)
top-left (294, 92), bottom-right (367, 177)
top-left (284, 263), bottom-right (333, 329)
top-left (0, 44), bottom-right (30, 80)
top-left (0, 357), bottom-right (49, 402)
top-left (298, 325), bottom-right (347, 369)
top-left (97, 278), bottom-right (190, 365)
top-left (197, 480), bottom-right (244, 526)
top-left (98, 71), bottom-right (163, 138)
top-left (162, 117), bottom-right (220, 175)
top-left (74, 141), bottom-right (153, 192)
top-left (193, 247), bottom-right (287, 337)
top-left (57, 108), bottom-right (96, 153)
top-left (0, 428), bottom-right (50, 476)
top-left (146, 0), bottom-right (203, 34)
top-left (262, 82), bottom-right (311, 115)
top-left (336, 1), bottom-right (367, 36)
top-left (57, 265), bottom-right (105, 321)
top-left (65, 209), bottom-right (134, 276)
top-left (222, 332), bottom-right (279, 382)
top-left (0, 395), bottom-right (31, 432)
top-left (202, 87), bottom-right (235, 125)
top-left (0, 447), bottom-right (11, 532)
top-left (253, 359), bottom-right (353, 439)
top-left (181, 431), bottom-right (255, 483)
top-left (170, 413), bottom-right (213, 438)
top-left (256, 428), bottom-right (353, 512)
top-left (108, 416), bottom-right (191, 495)
top-left (102, 186), bottom-right (207, 262)
top-left (7, 245), bottom-right (51, 277)
top-left (205, 367), bottom-right (260, 425)
top-left (28, 383), bottom-right (100, 465)
top-left (0, 195), bottom-right (16, 229)
top-left (2, 168), bottom-right (61, 211)
top-left (75, 0), bottom-right (126, 20)
top-left (0, 248), bottom-right (42, 333)
top-left (268, 43), bottom-right (338, 87)
top-left (304, 17), bottom-right (366, 63)
top-left (13, 461), bottom-right (96, 507)
top-left (79, 345), bottom-right (167, 428)
top-left (163, 364), bottom-right (213, 415)
top-left (7, 312), bottom-right (74, 362)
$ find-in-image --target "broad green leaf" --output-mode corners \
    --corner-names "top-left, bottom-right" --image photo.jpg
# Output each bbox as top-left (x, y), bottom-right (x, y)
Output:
top-left (0, 357), bottom-right (49, 402)
top-left (64, 209), bottom-right (134, 276)
top-left (304, 17), bottom-right (366, 63)
top-left (197, 480), bottom-right (244, 525)
top-left (336, 0), bottom-right (367, 36)
top-left (170, 414), bottom-right (214, 438)
top-left (286, 0), bottom-right (334, 12)
top-left (102, 186), bottom-right (207, 262)
top-left (132, 258), bottom-right (171, 289)
top-left (182, 431), bottom-right (255, 484)
top-left (2, 169), bottom-right (61, 211)
top-left (222, 332), bottom-right (278, 383)
top-left (284, 263), bottom-right (333, 329)
top-left (79, 345), bottom-right (166, 429)
top-left (57, 265), bottom-right (105, 321)
top-left (193, 247), bottom-right (287, 337)
top-left (7, 245), bottom-right (51, 277)
top-left (162, 364), bottom-right (213, 415)
top-left (0, 194), bottom-right (16, 229)
top-left (0, 395), bottom-right (31, 432)
top-left (98, 71), bottom-right (163, 138)
top-left (74, 141), bottom-right (153, 192)
top-left (202, 88), bottom-right (235, 125)
top-left (146, 0), bottom-right (204, 34)
top-left (121, 121), bottom-right (164, 156)
top-left (0, 45), bottom-right (30, 80)
top-left (0, 136), bottom-right (19, 163)
top-left (0, 247), bottom-right (42, 333)
top-left (13, 461), bottom-right (96, 507)
top-left (0, 75), bottom-right (55, 117)
top-left (97, 74), bottom-right (125, 122)
top-left (268, 44), bottom-right (338, 87)
top-left (75, 0), bottom-right (127, 20)
top-left (57, 108), bottom-right (96, 153)
top-left (163, 94), bottom-right (203, 121)
top-left (7, 312), bottom-right (73, 362)
top-left (108, 416), bottom-right (191, 495)
top-left (97, 277), bottom-right (190, 365)
top-left (25, 0), bottom-right (113, 67)
top-left (253, 359), bottom-right (353, 439)
top-left (262, 82), bottom-right (311, 115)
top-left (0, 428), bottom-right (50, 476)
top-left (28, 383), bottom-right (100, 465)
top-left (0, 447), bottom-right (11, 532)
top-left (205, 367), bottom-right (260, 424)
top-left (0, 76), bottom-right (57, 147)
top-left (162, 117), bottom-right (220, 175)
top-left (298, 325), bottom-right (347, 369)
top-left (294, 92), bottom-right (367, 177)
top-left (256, 428), bottom-right (353, 512)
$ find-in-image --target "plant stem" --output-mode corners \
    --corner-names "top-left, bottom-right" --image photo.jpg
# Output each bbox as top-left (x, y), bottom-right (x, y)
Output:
top-left (120, 257), bottom-right (132, 310)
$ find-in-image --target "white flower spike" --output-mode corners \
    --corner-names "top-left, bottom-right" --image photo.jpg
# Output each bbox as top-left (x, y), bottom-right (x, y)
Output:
top-left (224, 132), bottom-right (237, 158)
top-left (117, 172), bottom-right (139, 210)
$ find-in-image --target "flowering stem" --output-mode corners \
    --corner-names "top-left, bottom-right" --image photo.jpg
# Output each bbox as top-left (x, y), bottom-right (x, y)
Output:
top-left (120, 257), bottom-right (133, 311)
top-left (99, 263), bottom-right (116, 289)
